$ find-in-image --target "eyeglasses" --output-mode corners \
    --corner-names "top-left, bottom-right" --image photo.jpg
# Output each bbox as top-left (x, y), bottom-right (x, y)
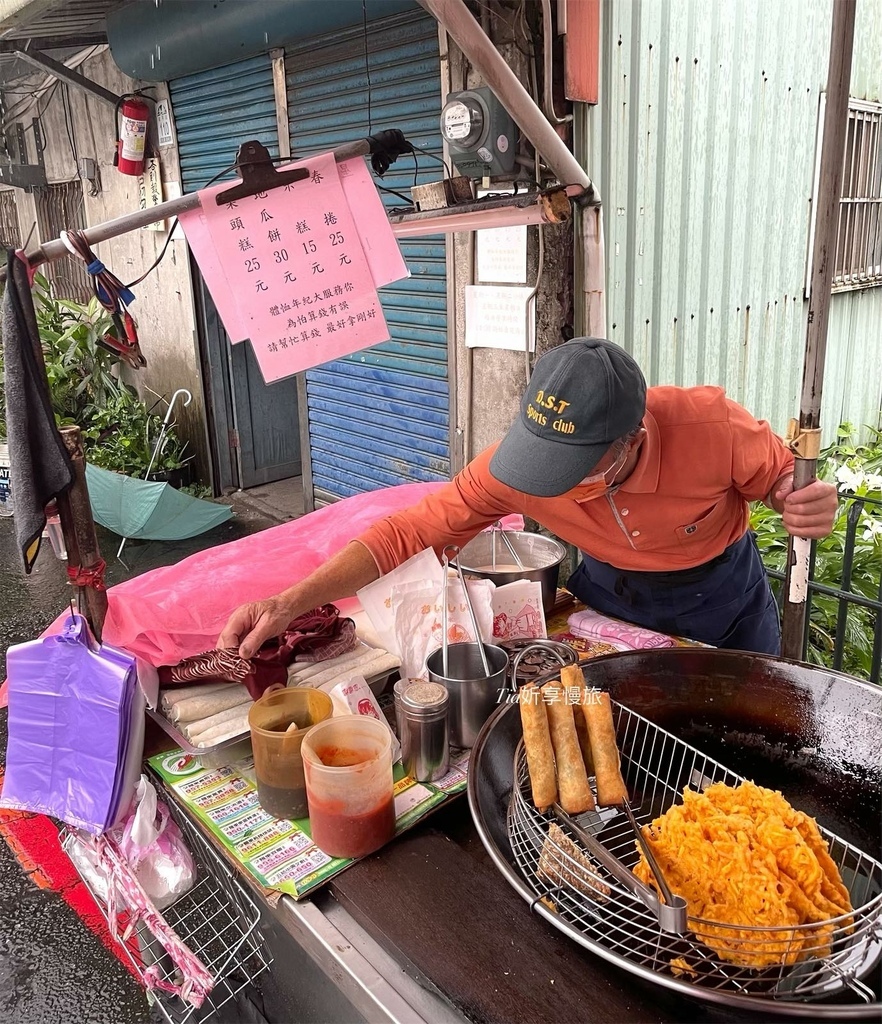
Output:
top-left (578, 430), bottom-right (640, 486)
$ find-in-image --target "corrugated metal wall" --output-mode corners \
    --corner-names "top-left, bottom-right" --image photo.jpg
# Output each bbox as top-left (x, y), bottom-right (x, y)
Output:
top-left (585, 0), bottom-right (882, 441)
top-left (169, 54), bottom-right (280, 191)
top-left (286, 10), bottom-right (449, 503)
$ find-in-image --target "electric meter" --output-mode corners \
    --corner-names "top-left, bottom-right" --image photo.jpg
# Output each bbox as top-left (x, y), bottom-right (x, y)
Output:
top-left (442, 97), bottom-right (484, 147)
top-left (440, 87), bottom-right (516, 178)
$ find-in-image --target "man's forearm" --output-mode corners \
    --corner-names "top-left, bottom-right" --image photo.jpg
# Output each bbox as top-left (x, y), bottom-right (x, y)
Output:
top-left (276, 540), bottom-right (381, 618)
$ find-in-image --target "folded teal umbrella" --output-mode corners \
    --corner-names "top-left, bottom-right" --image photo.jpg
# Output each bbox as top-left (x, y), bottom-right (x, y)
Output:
top-left (86, 463), bottom-right (233, 544)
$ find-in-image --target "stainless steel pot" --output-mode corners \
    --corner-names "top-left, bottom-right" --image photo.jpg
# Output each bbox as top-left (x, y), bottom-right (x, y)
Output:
top-left (426, 641), bottom-right (509, 749)
top-left (455, 531), bottom-right (566, 613)
top-left (467, 649), bottom-right (882, 1018)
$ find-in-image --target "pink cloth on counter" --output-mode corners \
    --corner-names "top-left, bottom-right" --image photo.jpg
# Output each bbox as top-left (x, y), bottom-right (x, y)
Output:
top-left (567, 608), bottom-right (675, 650)
top-left (0, 487), bottom-right (527, 708)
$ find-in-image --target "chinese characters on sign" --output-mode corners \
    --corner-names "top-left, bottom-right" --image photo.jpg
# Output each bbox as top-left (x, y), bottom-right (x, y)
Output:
top-left (137, 158), bottom-right (165, 232)
top-left (179, 153), bottom-right (406, 383)
top-left (465, 284), bottom-right (536, 352)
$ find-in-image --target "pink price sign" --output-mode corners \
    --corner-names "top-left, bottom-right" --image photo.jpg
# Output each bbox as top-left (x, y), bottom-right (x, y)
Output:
top-left (180, 152), bottom-right (395, 383)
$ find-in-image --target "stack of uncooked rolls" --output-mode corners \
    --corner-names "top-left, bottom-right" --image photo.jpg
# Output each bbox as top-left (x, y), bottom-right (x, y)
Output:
top-left (286, 642), bottom-right (399, 689)
top-left (160, 683), bottom-right (252, 747)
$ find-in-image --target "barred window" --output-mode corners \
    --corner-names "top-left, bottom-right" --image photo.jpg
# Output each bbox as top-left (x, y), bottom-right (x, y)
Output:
top-left (833, 100), bottom-right (882, 292)
top-left (0, 189), bottom-right (21, 250)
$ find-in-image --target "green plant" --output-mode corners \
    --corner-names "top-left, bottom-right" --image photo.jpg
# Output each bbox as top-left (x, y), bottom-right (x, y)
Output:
top-left (84, 387), bottom-right (191, 477)
top-left (179, 482), bottom-right (213, 499)
top-left (751, 423), bottom-right (882, 680)
top-left (33, 273), bottom-right (120, 426)
top-left (31, 276), bottom-right (193, 480)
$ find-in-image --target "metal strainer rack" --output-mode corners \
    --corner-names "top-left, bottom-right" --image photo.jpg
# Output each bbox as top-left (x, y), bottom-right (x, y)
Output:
top-left (508, 699), bottom-right (882, 1006)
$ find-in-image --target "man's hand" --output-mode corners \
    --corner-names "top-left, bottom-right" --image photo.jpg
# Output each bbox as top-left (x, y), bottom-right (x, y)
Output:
top-left (772, 477), bottom-right (838, 539)
top-left (216, 542), bottom-right (383, 659)
top-left (218, 594), bottom-right (296, 659)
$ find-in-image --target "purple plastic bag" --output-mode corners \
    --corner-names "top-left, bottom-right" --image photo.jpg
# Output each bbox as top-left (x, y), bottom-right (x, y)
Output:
top-left (1, 614), bottom-right (139, 833)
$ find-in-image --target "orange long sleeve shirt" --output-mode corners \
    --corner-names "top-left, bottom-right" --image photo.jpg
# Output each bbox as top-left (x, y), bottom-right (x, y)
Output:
top-left (358, 386), bottom-right (794, 575)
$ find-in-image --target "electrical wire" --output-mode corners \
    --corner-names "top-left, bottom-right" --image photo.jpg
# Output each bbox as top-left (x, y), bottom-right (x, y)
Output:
top-left (362, 0), bottom-right (373, 133)
top-left (0, 45), bottom-right (101, 132)
top-left (28, 79), bottom-right (60, 163)
top-left (417, 148), bottom-right (453, 179)
top-left (61, 83), bottom-right (78, 170)
top-left (375, 183), bottom-right (415, 209)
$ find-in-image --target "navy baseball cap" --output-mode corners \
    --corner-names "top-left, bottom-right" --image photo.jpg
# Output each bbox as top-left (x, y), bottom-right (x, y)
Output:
top-left (489, 338), bottom-right (647, 497)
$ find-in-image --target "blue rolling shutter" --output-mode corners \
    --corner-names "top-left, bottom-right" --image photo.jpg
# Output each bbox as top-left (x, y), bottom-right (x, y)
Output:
top-left (286, 10), bottom-right (449, 503)
top-left (169, 54), bottom-right (280, 192)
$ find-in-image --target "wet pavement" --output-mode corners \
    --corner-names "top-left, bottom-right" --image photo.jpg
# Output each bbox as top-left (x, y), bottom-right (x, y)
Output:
top-left (0, 500), bottom-right (281, 1024)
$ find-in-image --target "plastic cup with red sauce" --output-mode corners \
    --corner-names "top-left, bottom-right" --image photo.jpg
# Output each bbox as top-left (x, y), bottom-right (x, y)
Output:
top-left (301, 716), bottom-right (395, 859)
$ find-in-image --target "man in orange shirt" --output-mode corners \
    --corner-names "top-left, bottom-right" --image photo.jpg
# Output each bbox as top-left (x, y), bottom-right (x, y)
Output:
top-left (220, 339), bottom-right (838, 657)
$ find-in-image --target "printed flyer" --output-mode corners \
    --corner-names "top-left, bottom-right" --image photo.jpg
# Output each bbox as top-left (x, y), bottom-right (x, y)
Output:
top-left (149, 749), bottom-right (470, 900)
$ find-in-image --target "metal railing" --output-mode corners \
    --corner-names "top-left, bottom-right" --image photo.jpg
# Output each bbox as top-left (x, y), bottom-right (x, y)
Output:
top-left (766, 491), bottom-right (882, 684)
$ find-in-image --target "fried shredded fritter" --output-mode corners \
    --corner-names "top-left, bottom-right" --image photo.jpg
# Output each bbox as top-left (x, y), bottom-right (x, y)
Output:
top-left (634, 781), bottom-right (853, 969)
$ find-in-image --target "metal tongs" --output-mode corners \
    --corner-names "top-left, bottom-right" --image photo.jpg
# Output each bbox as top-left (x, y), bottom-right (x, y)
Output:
top-left (491, 520), bottom-right (525, 570)
top-left (553, 802), bottom-right (688, 934)
top-left (441, 544), bottom-right (491, 678)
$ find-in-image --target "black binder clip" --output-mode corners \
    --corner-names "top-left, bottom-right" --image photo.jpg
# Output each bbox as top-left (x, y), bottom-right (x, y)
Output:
top-left (215, 140), bottom-right (308, 205)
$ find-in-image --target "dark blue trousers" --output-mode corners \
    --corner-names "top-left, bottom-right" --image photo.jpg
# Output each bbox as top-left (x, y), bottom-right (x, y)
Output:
top-left (566, 532), bottom-right (781, 655)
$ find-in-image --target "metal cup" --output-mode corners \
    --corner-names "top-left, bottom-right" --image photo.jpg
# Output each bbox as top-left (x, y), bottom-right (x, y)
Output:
top-left (425, 641), bottom-right (509, 748)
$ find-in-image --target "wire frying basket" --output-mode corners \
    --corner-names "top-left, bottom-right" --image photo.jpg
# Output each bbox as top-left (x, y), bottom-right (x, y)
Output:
top-left (508, 700), bottom-right (882, 1006)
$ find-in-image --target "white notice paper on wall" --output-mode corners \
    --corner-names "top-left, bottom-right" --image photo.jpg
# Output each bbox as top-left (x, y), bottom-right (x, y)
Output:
top-left (476, 187), bottom-right (527, 283)
top-left (465, 285), bottom-right (536, 352)
top-left (476, 223), bottom-right (528, 283)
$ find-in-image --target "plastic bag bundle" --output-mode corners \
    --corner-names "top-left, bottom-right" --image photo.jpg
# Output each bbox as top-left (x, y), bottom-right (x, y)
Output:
top-left (1, 614), bottom-right (144, 832)
top-left (116, 776), bottom-right (197, 910)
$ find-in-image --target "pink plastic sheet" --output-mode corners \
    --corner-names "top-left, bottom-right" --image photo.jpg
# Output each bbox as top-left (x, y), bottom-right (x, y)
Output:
top-left (103, 482), bottom-right (449, 665)
top-left (1, 486), bottom-right (525, 692)
top-left (0, 486), bottom-right (525, 709)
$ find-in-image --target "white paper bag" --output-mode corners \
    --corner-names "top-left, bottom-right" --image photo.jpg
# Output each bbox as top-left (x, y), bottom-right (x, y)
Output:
top-left (392, 576), bottom-right (495, 681)
top-left (327, 674), bottom-right (402, 762)
top-left (356, 548), bottom-right (442, 657)
top-left (491, 580), bottom-right (546, 640)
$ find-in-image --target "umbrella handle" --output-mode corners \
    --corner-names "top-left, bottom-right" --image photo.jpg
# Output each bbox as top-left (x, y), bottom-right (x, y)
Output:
top-left (161, 389), bottom-right (192, 429)
top-left (145, 389), bottom-right (192, 480)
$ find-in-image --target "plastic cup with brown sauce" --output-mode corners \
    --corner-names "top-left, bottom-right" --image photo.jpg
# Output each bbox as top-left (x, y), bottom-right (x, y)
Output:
top-left (248, 687), bottom-right (334, 820)
top-left (301, 716), bottom-right (395, 859)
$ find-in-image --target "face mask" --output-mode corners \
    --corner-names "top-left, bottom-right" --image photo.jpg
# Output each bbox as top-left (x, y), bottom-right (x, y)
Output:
top-left (563, 438), bottom-right (634, 503)
top-left (566, 479), bottom-right (610, 503)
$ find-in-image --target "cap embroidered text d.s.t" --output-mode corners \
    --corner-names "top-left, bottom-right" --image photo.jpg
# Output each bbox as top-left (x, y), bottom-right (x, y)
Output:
top-left (489, 338), bottom-right (647, 497)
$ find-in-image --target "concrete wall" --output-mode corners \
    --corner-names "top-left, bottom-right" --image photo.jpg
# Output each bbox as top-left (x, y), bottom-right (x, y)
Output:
top-left (10, 48), bottom-right (210, 482)
top-left (444, 9), bottom-right (574, 469)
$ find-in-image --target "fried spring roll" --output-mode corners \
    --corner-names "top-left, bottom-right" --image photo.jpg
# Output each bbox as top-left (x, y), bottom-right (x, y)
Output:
top-left (542, 681), bottom-right (595, 814)
top-left (580, 690), bottom-right (629, 806)
top-left (519, 685), bottom-right (558, 812)
top-left (561, 666), bottom-right (594, 774)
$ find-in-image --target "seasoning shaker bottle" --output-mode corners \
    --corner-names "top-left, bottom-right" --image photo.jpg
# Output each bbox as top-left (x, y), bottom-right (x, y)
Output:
top-left (393, 678), bottom-right (409, 740)
top-left (399, 681), bottom-right (449, 783)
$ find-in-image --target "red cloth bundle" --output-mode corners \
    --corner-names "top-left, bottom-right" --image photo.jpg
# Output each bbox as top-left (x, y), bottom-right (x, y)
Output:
top-left (158, 604), bottom-right (356, 700)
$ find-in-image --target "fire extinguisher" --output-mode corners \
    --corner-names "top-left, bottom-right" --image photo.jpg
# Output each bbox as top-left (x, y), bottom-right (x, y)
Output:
top-left (115, 94), bottom-right (151, 176)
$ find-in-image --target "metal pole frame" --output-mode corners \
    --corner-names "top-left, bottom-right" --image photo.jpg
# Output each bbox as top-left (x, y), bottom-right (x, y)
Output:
top-left (781, 0), bottom-right (857, 659)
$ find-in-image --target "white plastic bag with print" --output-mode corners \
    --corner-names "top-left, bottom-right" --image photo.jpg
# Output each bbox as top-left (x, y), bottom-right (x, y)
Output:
top-left (117, 775), bottom-right (197, 910)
